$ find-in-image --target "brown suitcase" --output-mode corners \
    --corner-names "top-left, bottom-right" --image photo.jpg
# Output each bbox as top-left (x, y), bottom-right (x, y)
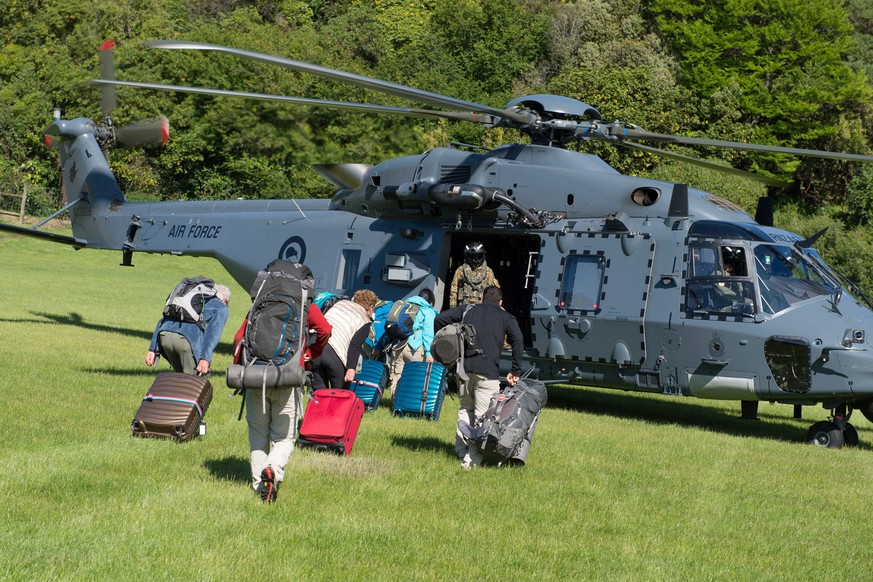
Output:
top-left (132, 372), bottom-right (213, 442)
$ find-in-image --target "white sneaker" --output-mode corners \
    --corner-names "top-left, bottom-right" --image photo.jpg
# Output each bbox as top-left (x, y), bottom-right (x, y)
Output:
top-left (461, 452), bottom-right (482, 470)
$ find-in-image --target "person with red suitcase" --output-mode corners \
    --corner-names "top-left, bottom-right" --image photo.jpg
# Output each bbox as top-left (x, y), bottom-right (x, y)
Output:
top-left (310, 289), bottom-right (379, 389)
top-left (298, 289), bottom-right (377, 456)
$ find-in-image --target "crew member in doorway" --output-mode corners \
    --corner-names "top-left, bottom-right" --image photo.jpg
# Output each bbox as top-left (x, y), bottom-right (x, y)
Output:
top-left (449, 241), bottom-right (500, 307)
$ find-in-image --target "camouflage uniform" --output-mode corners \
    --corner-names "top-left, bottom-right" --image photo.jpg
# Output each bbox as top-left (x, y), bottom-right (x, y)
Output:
top-left (450, 261), bottom-right (500, 307)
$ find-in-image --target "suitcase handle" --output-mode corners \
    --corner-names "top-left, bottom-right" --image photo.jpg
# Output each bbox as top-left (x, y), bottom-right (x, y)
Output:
top-left (419, 362), bottom-right (433, 416)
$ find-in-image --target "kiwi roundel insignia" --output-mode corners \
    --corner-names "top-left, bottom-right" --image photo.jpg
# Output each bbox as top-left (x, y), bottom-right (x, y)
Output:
top-left (278, 236), bottom-right (306, 264)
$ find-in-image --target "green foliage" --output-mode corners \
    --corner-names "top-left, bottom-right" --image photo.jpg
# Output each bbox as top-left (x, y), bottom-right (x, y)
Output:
top-left (647, 0), bottom-right (873, 196)
top-left (0, 0), bottom-right (872, 297)
top-left (846, 163), bottom-right (873, 226)
top-left (543, 1), bottom-right (696, 175)
top-left (847, 0), bottom-right (873, 83)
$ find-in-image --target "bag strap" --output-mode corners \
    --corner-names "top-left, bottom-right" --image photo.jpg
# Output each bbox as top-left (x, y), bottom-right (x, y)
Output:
top-left (420, 362), bottom-right (433, 416)
top-left (236, 390), bottom-right (246, 421)
top-left (293, 386), bottom-right (302, 439)
top-left (294, 288), bottom-right (308, 364)
top-left (454, 306), bottom-right (474, 382)
top-left (144, 394), bottom-right (204, 419)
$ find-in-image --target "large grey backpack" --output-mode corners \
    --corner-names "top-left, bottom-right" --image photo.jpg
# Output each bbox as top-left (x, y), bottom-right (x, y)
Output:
top-left (476, 378), bottom-right (548, 465)
top-left (226, 260), bottom-right (313, 393)
top-left (431, 305), bottom-right (476, 373)
top-left (244, 260), bottom-right (311, 366)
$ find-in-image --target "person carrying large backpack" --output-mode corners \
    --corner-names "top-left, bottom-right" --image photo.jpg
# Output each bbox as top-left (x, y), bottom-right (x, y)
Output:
top-left (145, 277), bottom-right (232, 376)
top-left (434, 285), bottom-right (524, 469)
top-left (235, 261), bottom-right (332, 504)
top-left (374, 289), bottom-right (438, 399)
top-left (362, 298), bottom-right (393, 361)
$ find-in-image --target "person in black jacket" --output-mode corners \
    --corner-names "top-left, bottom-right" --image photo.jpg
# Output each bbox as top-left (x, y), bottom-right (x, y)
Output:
top-left (434, 285), bottom-right (524, 469)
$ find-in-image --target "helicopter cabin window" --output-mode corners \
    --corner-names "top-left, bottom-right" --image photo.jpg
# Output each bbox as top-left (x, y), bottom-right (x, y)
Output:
top-left (753, 245), bottom-right (833, 315)
top-left (686, 245), bottom-right (756, 316)
top-left (559, 255), bottom-right (604, 312)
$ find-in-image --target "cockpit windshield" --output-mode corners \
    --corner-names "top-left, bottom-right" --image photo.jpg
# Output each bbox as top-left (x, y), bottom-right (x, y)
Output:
top-left (753, 244), bottom-right (835, 315)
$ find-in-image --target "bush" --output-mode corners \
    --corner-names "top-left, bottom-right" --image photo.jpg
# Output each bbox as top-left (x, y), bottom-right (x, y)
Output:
top-left (846, 164), bottom-right (873, 226)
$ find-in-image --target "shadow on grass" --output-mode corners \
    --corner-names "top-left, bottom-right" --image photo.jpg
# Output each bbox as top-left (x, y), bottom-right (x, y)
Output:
top-left (203, 456), bottom-right (250, 484)
top-left (545, 384), bottom-right (843, 446)
top-left (391, 435), bottom-right (457, 459)
top-left (1, 311), bottom-right (155, 341)
top-left (1, 310), bottom-right (234, 352)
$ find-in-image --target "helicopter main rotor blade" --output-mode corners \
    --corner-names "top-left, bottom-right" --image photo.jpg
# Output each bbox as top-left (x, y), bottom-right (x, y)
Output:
top-left (610, 126), bottom-right (873, 163)
top-left (619, 141), bottom-right (789, 187)
top-left (147, 41), bottom-right (534, 126)
top-left (99, 40), bottom-right (117, 119)
top-left (91, 79), bottom-right (495, 124)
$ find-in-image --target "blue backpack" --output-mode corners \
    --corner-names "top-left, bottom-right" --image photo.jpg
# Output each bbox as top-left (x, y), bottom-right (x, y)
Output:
top-left (366, 300), bottom-right (394, 351)
top-left (384, 300), bottom-right (421, 341)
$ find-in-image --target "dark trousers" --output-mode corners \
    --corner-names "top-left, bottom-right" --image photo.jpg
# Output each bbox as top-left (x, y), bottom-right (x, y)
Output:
top-left (311, 345), bottom-right (346, 389)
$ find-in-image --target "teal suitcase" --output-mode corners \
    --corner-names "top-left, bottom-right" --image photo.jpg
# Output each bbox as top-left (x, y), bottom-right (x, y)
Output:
top-left (392, 361), bottom-right (447, 421)
top-left (350, 359), bottom-right (388, 411)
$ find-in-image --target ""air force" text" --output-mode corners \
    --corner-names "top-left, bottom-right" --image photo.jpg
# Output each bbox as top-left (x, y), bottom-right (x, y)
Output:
top-left (167, 224), bottom-right (222, 239)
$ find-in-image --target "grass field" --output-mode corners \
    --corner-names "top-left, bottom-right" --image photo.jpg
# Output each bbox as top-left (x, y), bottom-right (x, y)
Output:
top-left (3, 231), bottom-right (873, 580)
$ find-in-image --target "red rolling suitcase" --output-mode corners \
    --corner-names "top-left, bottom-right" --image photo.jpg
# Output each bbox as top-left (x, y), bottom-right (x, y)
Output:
top-left (297, 389), bottom-right (364, 455)
top-left (132, 372), bottom-right (213, 442)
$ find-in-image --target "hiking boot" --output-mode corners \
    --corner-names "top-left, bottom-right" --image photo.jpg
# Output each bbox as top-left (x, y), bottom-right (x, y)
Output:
top-left (258, 466), bottom-right (277, 503)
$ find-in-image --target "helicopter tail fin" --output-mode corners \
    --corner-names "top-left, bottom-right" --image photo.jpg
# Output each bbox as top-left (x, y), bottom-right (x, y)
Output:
top-left (46, 117), bottom-right (126, 215)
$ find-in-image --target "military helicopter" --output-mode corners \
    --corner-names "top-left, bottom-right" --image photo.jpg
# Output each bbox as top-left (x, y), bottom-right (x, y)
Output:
top-left (4, 40), bottom-right (873, 448)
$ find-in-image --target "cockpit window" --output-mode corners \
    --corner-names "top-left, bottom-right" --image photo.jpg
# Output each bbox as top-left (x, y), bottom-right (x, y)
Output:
top-left (754, 245), bottom-right (832, 315)
top-left (690, 246), bottom-right (721, 277)
top-left (686, 244), bottom-right (756, 317)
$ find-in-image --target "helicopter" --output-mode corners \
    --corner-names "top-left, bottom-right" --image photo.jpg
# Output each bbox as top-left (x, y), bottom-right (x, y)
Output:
top-left (4, 40), bottom-right (873, 449)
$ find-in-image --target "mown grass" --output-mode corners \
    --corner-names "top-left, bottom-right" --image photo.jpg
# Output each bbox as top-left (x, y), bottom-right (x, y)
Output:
top-left (3, 231), bottom-right (873, 580)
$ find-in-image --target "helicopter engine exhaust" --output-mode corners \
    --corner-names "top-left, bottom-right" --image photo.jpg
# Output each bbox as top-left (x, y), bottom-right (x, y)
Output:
top-left (427, 183), bottom-right (544, 228)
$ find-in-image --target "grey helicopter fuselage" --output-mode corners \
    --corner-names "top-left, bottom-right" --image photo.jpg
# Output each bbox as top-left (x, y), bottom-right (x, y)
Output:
top-left (49, 115), bottom-right (873, 415)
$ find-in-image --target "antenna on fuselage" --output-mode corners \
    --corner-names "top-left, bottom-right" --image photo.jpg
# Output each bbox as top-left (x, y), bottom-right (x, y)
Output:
top-left (667, 183), bottom-right (689, 218)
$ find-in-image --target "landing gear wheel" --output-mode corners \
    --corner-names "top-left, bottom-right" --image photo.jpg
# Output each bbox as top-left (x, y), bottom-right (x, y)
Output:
top-left (806, 421), bottom-right (845, 449)
top-left (843, 423), bottom-right (859, 447)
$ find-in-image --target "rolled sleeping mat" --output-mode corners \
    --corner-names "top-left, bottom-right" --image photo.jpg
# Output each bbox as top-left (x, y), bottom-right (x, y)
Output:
top-left (507, 414), bottom-right (539, 466)
top-left (226, 362), bottom-right (308, 390)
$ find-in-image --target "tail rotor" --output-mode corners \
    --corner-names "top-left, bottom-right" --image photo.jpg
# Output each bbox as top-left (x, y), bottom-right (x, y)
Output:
top-left (96, 40), bottom-right (169, 150)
